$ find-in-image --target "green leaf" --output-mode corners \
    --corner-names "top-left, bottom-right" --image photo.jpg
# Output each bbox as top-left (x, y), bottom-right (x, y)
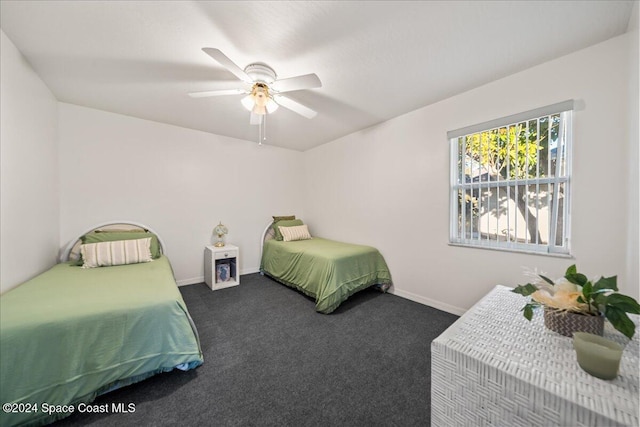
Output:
top-left (605, 306), bottom-right (636, 339)
top-left (512, 283), bottom-right (538, 296)
top-left (592, 292), bottom-right (607, 306)
top-left (539, 274), bottom-right (555, 285)
top-left (566, 272), bottom-right (588, 286)
top-left (593, 275), bottom-right (618, 292)
top-left (565, 275), bottom-right (579, 285)
top-left (564, 265), bottom-right (587, 286)
top-left (605, 294), bottom-right (640, 314)
top-left (575, 273), bottom-right (588, 285)
top-left (581, 281), bottom-right (593, 300)
top-left (522, 304), bottom-right (535, 321)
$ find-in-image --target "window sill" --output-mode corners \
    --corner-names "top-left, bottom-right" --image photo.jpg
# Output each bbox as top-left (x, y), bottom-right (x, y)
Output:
top-left (448, 242), bottom-right (574, 259)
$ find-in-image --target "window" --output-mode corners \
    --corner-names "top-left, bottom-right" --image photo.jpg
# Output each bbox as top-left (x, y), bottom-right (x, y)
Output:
top-left (449, 101), bottom-right (573, 255)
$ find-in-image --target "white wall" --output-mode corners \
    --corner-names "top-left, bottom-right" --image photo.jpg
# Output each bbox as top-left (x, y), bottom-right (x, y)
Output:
top-left (304, 31), bottom-right (639, 314)
top-left (626, 0), bottom-right (639, 312)
top-left (0, 30), bottom-right (59, 294)
top-left (59, 103), bottom-right (304, 285)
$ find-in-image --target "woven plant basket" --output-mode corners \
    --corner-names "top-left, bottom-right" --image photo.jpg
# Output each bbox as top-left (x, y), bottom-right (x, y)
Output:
top-left (543, 306), bottom-right (604, 337)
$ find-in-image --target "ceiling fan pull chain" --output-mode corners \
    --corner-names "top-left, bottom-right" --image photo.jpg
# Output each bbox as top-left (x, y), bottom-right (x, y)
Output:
top-left (258, 116), bottom-right (267, 146)
top-left (263, 114), bottom-right (267, 144)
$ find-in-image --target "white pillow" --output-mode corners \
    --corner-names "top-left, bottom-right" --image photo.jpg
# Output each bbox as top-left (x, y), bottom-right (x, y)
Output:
top-left (80, 237), bottom-right (153, 268)
top-left (279, 224), bottom-right (312, 242)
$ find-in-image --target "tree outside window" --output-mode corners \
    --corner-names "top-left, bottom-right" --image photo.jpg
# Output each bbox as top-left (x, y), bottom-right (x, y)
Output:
top-left (451, 110), bottom-right (571, 255)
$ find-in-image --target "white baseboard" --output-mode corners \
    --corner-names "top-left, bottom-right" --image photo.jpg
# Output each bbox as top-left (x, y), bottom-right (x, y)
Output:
top-left (177, 270), bottom-right (467, 317)
top-left (178, 273), bottom-right (466, 316)
top-left (176, 276), bottom-right (204, 287)
top-left (176, 268), bottom-right (260, 287)
top-left (389, 288), bottom-right (466, 316)
top-left (177, 270), bottom-right (469, 318)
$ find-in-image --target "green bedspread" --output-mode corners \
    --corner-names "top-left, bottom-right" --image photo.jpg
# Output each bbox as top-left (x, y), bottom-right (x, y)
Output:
top-left (0, 256), bottom-right (203, 427)
top-left (260, 237), bottom-right (392, 314)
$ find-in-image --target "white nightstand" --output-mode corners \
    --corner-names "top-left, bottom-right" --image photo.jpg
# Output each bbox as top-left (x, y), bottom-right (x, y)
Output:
top-left (204, 244), bottom-right (239, 291)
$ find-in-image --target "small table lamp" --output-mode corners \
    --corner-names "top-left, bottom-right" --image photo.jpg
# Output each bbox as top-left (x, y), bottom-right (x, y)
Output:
top-left (213, 222), bottom-right (228, 247)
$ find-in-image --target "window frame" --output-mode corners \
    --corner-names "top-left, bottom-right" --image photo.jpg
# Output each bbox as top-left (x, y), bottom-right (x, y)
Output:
top-left (448, 101), bottom-right (573, 256)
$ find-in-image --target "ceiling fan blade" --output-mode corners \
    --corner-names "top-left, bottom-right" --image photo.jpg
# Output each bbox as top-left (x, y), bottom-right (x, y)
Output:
top-left (273, 95), bottom-right (317, 119)
top-left (271, 73), bottom-right (322, 93)
top-left (250, 112), bottom-right (263, 125)
top-left (202, 48), bottom-right (252, 83)
top-left (188, 88), bottom-right (246, 98)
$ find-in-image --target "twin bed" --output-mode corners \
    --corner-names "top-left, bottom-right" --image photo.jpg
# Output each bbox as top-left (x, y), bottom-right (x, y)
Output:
top-left (0, 218), bottom-right (390, 425)
top-left (0, 223), bottom-right (203, 427)
top-left (260, 218), bottom-right (392, 314)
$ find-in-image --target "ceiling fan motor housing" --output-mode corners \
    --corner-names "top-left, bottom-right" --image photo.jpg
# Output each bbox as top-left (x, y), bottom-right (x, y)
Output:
top-left (244, 63), bottom-right (277, 85)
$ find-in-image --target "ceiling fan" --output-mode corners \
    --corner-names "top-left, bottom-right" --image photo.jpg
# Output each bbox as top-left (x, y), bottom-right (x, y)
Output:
top-left (189, 48), bottom-right (321, 125)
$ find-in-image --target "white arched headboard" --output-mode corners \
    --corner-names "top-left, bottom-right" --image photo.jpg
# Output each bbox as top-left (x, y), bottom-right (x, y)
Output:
top-left (59, 221), bottom-right (166, 263)
top-left (259, 220), bottom-right (276, 263)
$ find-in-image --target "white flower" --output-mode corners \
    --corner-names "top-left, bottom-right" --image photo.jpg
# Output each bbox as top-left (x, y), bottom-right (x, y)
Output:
top-left (553, 278), bottom-right (578, 293)
top-left (531, 289), bottom-right (587, 312)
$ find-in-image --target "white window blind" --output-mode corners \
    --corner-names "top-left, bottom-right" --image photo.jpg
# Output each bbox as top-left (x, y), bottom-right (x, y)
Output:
top-left (449, 101), bottom-right (573, 255)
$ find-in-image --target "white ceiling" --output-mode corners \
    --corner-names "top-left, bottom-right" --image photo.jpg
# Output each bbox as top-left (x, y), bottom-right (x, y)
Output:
top-left (0, 1), bottom-right (635, 151)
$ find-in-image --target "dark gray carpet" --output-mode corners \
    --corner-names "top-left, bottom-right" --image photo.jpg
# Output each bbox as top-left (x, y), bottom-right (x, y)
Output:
top-left (57, 273), bottom-right (458, 426)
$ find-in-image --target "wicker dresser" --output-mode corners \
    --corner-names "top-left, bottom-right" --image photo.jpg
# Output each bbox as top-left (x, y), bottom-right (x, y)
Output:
top-left (431, 285), bottom-right (639, 427)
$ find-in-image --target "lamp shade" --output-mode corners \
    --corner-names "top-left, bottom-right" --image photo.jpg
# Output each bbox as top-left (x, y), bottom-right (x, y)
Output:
top-left (240, 95), bottom-right (254, 111)
top-left (252, 104), bottom-right (267, 115)
top-left (214, 222), bottom-right (228, 236)
top-left (266, 98), bottom-right (279, 114)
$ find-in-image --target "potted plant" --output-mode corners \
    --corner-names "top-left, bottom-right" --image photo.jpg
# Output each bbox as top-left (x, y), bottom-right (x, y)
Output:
top-left (512, 265), bottom-right (640, 339)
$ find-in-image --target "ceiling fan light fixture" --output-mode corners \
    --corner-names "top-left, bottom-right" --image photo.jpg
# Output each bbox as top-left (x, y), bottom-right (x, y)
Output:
top-left (266, 98), bottom-right (279, 114)
top-left (242, 83), bottom-right (275, 115)
top-left (240, 95), bottom-right (254, 111)
top-left (253, 84), bottom-right (269, 107)
top-left (252, 104), bottom-right (267, 115)
top-left (194, 48), bottom-right (320, 124)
